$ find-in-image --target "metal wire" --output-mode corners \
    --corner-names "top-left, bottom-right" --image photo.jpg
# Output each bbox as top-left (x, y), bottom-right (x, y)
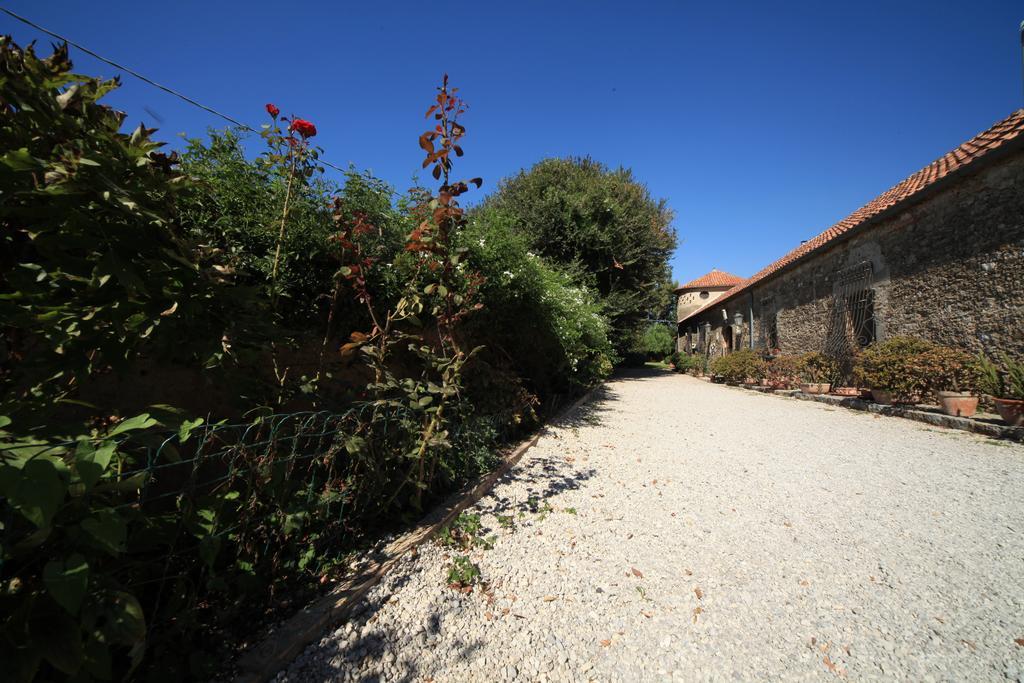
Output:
top-left (0, 6), bottom-right (349, 174)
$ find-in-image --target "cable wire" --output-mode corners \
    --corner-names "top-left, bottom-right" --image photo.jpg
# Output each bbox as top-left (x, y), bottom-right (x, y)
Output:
top-left (0, 6), bottom-right (348, 173)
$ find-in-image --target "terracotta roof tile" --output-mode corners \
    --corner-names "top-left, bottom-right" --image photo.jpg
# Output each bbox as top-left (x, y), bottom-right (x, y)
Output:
top-left (680, 109), bottom-right (1024, 324)
top-left (675, 269), bottom-right (744, 291)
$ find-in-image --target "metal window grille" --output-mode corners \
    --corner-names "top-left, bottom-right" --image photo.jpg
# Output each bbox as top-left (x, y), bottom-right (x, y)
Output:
top-left (825, 260), bottom-right (876, 374)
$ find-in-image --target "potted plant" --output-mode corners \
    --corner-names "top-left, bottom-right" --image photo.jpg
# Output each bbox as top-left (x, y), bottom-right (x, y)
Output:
top-left (796, 352), bottom-right (837, 395)
top-left (977, 354), bottom-right (1024, 426)
top-left (710, 350), bottom-right (766, 386)
top-left (763, 354), bottom-right (800, 390)
top-left (918, 346), bottom-right (981, 417)
top-left (853, 337), bottom-right (935, 405)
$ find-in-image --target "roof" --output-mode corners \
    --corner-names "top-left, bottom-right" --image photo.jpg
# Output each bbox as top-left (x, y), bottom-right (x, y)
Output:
top-left (675, 269), bottom-right (744, 292)
top-left (680, 108), bottom-right (1024, 324)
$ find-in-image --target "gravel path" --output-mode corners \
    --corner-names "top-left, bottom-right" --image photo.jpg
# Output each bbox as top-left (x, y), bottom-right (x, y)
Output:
top-left (279, 370), bottom-right (1024, 682)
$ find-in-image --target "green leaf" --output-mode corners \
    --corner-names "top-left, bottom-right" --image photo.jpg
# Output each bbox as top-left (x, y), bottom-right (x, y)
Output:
top-left (81, 509), bottom-right (127, 555)
top-left (107, 413), bottom-right (157, 437)
top-left (74, 440), bottom-right (116, 490)
top-left (0, 415), bottom-right (11, 429)
top-left (0, 148), bottom-right (43, 171)
top-left (4, 458), bottom-right (66, 528)
top-left (101, 591), bottom-right (146, 645)
top-left (43, 554), bottom-right (89, 614)
top-left (178, 417), bottom-right (204, 442)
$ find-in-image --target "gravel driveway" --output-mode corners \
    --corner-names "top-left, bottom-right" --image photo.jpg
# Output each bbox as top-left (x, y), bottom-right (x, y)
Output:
top-left (278, 370), bottom-right (1024, 682)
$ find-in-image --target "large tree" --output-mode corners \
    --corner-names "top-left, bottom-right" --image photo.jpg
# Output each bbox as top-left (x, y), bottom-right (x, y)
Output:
top-left (479, 157), bottom-right (676, 353)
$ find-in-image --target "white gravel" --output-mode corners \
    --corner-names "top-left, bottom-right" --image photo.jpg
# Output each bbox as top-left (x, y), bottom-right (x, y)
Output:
top-left (278, 370), bottom-right (1024, 682)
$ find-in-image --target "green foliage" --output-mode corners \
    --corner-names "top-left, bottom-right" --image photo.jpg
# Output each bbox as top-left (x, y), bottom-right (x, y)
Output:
top-left (708, 350), bottom-right (766, 384)
top-left (458, 211), bottom-right (614, 394)
top-left (976, 354), bottom-right (1024, 399)
top-left (639, 323), bottom-right (674, 359)
top-left (437, 512), bottom-right (493, 550)
top-left (0, 39), bottom-right (217, 424)
top-left (916, 346), bottom-right (981, 394)
top-left (480, 157), bottom-right (676, 354)
top-left (446, 555), bottom-right (481, 589)
top-left (795, 352), bottom-right (840, 384)
top-left (763, 355), bottom-right (802, 389)
top-left (852, 337), bottom-right (938, 401)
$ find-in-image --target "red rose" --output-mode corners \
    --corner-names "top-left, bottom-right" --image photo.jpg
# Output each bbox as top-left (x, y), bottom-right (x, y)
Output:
top-left (289, 118), bottom-right (317, 138)
top-left (265, 103), bottom-right (280, 118)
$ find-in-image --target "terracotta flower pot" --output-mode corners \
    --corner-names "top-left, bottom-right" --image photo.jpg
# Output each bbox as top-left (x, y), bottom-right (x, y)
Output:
top-left (871, 389), bottom-right (893, 405)
top-left (799, 382), bottom-right (831, 395)
top-left (935, 391), bottom-right (979, 418)
top-left (993, 398), bottom-right (1024, 427)
top-left (831, 386), bottom-right (860, 397)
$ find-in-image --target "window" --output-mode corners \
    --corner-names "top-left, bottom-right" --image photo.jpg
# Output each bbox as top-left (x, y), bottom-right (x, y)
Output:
top-left (761, 296), bottom-right (778, 349)
top-left (699, 291), bottom-right (710, 299)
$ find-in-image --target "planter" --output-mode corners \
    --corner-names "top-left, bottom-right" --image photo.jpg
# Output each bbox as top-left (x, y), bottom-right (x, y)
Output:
top-left (935, 391), bottom-right (979, 418)
top-left (799, 382), bottom-right (831, 395)
top-left (871, 389), bottom-right (893, 405)
top-left (871, 389), bottom-right (920, 405)
top-left (831, 386), bottom-right (860, 397)
top-left (993, 398), bottom-right (1024, 427)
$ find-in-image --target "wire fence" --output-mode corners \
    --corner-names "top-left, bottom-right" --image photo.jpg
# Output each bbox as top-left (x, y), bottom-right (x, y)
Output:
top-left (0, 398), bottom-right (531, 674)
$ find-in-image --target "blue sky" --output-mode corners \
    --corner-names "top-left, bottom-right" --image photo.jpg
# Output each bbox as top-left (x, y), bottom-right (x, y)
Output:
top-left (3, 1), bottom-right (1022, 285)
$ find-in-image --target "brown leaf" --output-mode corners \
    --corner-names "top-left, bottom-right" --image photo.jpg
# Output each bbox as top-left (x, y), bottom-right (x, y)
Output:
top-left (641, 610), bottom-right (653, 618)
top-left (599, 639), bottom-right (611, 648)
top-left (694, 587), bottom-right (703, 600)
top-left (823, 656), bottom-right (837, 673)
top-left (543, 595), bottom-right (557, 602)
top-left (631, 567), bottom-right (644, 579)
top-left (692, 606), bottom-right (703, 623)
top-left (1015, 638), bottom-right (1024, 647)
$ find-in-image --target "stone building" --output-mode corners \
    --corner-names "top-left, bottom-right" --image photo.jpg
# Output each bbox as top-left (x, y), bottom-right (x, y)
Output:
top-left (674, 269), bottom-right (743, 352)
top-left (678, 108), bottom-right (1024, 364)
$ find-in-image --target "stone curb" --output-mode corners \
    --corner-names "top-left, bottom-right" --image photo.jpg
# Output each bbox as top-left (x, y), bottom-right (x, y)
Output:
top-left (708, 378), bottom-right (1024, 442)
top-left (231, 388), bottom-right (600, 683)
top-left (789, 391), bottom-right (1024, 442)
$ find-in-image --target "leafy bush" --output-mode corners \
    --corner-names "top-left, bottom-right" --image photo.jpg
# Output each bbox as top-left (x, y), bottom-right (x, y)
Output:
top-left (458, 211), bottom-right (614, 395)
top-left (709, 350), bottom-right (766, 384)
top-left (478, 157), bottom-right (676, 354)
top-left (764, 355), bottom-right (802, 388)
top-left (977, 354), bottom-right (1024, 400)
top-left (0, 39), bottom-right (218, 426)
top-left (640, 323), bottom-right (674, 359)
top-left (795, 352), bottom-right (840, 384)
top-left (0, 50), bottom-right (508, 682)
top-left (916, 346), bottom-right (981, 394)
top-left (852, 337), bottom-right (938, 401)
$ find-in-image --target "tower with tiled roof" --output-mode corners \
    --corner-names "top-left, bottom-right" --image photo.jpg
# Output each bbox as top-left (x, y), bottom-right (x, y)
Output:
top-left (674, 269), bottom-right (744, 323)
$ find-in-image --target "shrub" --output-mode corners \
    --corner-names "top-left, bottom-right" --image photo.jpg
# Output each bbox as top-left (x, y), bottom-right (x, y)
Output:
top-left (639, 323), bottom-right (674, 359)
top-left (917, 346), bottom-right (982, 394)
top-left (764, 355), bottom-right (802, 389)
top-left (852, 337), bottom-right (938, 401)
top-left (709, 350), bottom-right (766, 384)
top-left (0, 38), bottom-right (219, 426)
top-left (977, 354), bottom-right (1024, 400)
top-left (478, 157), bottom-right (676, 354)
top-left (795, 352), bottom-right (840, 384)
top-left (458, 211), bottom-right (614, 395)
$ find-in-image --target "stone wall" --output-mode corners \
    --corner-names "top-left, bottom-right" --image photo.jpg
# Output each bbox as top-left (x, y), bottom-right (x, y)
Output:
top-left (684, 147), bottom-right (1024, 360)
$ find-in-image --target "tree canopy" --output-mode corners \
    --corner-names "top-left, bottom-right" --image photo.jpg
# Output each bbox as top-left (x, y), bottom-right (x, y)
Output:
top-left (479, 157), bottom-right (676, 353)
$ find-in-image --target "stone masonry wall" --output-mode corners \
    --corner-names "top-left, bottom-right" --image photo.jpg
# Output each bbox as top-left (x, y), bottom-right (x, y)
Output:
top-left (686, 148), bottom-right (1024, 360)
